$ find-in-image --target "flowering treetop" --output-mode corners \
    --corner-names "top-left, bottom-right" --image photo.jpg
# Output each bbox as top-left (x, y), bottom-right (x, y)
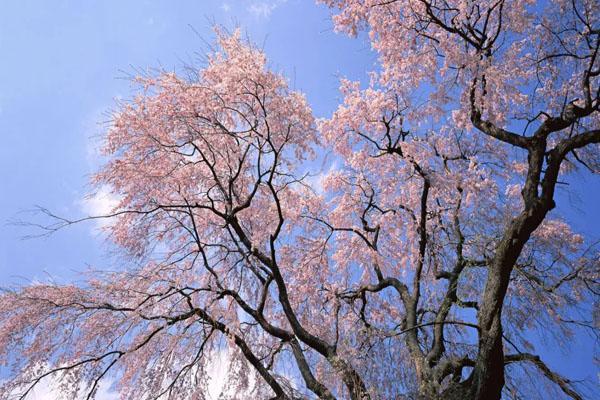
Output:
top-left (1, 2), bottom-right (599, 399)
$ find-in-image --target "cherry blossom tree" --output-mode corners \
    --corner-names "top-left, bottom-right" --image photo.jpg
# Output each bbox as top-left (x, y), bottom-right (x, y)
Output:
top-left (1, 1), bottom-right (599, 399)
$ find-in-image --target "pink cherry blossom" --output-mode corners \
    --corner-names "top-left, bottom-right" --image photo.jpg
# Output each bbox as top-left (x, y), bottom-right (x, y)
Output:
top-left (1, 2), bottom-right (599, 399)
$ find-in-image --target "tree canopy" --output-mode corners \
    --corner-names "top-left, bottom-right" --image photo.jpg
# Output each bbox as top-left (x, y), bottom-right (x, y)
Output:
top-left (1, 1), bottom-right (599, 399)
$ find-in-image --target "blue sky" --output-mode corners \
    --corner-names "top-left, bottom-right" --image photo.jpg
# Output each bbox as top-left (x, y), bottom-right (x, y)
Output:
top-left (0, 0), bottom-right (597, 397)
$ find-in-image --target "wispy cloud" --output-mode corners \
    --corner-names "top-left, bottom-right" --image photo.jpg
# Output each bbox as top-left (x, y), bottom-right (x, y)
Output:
top-left (247, 0), bottom-right (287, 19)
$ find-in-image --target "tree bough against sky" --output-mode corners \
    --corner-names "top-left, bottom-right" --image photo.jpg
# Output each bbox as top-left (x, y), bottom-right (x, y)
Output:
top-left (1, 1), bottom-right (599, 399)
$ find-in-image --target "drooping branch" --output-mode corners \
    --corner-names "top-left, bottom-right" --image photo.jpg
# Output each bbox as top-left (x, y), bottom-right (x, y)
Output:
top-left (504, 353), bottom-right (584, 400)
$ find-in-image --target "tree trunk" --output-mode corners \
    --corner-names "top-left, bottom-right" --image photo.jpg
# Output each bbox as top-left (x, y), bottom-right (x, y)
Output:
top-left (468, 203), bottom-right (551, 400)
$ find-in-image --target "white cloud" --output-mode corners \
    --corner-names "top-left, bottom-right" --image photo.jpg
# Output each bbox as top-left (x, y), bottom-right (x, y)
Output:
top-left (248, 2), bottom-right (276, 18)
top-left (13, 375), bottom-right (117, 400)
top-left (3, 343), bottom-right (304, 399)
top-left (10, 351), bottom-right (233, 400)
top-left (306, 161), bottom-right (338, 195)
top-left (206, 349), bottom-right (231, 399)
top-left (79, 184), bottom-right (120, 229)
top-left (221, 3), bottom-right (231, 12)
top-left (247, 0), bottom-right (287, 19)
